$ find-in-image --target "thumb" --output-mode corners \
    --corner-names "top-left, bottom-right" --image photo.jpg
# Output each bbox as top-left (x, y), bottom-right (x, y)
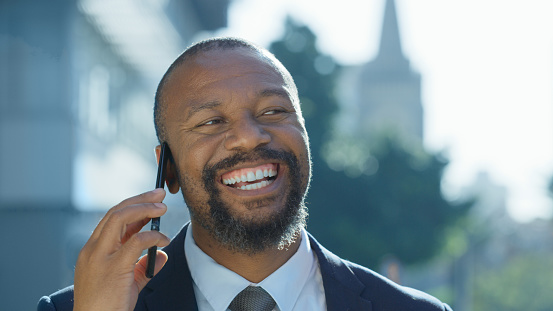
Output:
top-left (134, 250), bottom-right (169, 290)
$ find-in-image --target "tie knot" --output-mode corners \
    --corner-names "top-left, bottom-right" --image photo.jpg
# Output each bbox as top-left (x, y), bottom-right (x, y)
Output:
top-left (229, 286), bottom-right (276, 311)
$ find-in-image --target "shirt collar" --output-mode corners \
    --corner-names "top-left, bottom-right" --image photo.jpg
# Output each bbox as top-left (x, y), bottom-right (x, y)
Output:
top-left (257, 228), bottom-right (314, 311)
top-left (184, 224), bottom-right (315, 311)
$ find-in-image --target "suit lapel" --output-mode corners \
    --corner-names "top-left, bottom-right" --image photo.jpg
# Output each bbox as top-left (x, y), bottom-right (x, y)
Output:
top-left (138, 225), bottom-right (371, 310)
top-left (140, 224), bottom-right (198, 311)
top-left (309, 234), bottom-right (372, 311)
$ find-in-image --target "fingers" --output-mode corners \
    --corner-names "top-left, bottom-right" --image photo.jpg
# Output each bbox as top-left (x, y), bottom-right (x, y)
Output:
top-left (118, 230), bottom-right (170, 265)
top-left (90, 189), bottom-right (166, 242)
top-left (120, 217), bottom-right (152, 244)
top-left (96, 201), bottom-right (168, 253)
top-left (73, 189), bottom-right (170, 311)
top-left (134, 250), bottom-right (169, 289)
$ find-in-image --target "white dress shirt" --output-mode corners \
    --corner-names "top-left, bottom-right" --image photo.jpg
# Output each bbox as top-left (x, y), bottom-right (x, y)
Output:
top-left (184, 224), bottom-right (327, 311)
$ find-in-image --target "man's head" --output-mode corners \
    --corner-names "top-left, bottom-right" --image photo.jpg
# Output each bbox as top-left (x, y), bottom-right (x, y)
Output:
top-left (153, 37), bottom-right (312, 254)
top-left (154, 38), bottom-right (301, 143)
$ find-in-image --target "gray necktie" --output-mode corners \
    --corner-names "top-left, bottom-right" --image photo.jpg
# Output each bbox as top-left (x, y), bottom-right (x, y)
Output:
top-left (228, 286), bottom-right (276, 311)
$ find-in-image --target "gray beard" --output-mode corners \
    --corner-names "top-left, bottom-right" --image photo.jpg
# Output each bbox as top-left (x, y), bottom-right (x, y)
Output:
top-left (182, 147), bottom-right (309, 255)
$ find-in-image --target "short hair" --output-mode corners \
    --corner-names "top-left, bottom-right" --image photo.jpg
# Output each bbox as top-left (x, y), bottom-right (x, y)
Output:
top-left (153, 37), bottom-right (299, 143)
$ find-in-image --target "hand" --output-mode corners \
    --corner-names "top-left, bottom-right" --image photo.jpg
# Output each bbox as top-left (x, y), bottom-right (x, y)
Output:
top-left (73, 188), bottom-right (171, 311)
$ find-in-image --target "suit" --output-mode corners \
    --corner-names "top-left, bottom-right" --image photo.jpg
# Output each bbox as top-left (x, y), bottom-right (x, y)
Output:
top-left (38, 224), bottom-right (452, 310)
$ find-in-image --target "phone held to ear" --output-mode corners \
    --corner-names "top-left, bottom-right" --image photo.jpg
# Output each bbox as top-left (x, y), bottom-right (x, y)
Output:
top-left (146, 142), bottom-right (170, 278)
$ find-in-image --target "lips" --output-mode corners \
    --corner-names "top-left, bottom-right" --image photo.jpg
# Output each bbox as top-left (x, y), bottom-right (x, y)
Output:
top-left (221, 163), bottom-right (278, 191)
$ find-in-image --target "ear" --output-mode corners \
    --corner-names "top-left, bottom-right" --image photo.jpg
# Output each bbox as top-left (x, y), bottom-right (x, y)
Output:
top-left (154, 145), bottom-right (180, 194)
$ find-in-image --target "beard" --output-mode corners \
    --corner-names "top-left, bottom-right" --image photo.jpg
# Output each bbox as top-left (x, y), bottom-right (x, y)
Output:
top-left (179, 147), bottom-right (310, 255)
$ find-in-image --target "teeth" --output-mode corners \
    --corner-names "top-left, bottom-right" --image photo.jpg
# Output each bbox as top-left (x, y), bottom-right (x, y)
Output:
top-left (238, 179), bottom-right (273, 191)
top-left (247, 171), bottom-right (256, 182)
top-left (222, 165), bottom-right (278, 189)
top-left (224, 177), bottom-right (238, 185)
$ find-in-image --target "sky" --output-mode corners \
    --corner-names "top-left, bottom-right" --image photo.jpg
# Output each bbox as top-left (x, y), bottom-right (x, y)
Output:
top-left (213, 0), bottom-right (553, 222)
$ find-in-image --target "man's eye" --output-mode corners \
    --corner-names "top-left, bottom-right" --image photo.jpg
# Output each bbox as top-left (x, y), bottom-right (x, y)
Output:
top-left (263, 109), bottom-right (286, 115)
top-left (198, 119), bottom-right (224, 127)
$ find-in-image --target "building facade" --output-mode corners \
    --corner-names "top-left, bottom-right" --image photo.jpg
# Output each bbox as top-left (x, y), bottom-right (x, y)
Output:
top-left (338, 0), bottom-right (423, 146)
top-left (0, 1), bottom-right (229, 309)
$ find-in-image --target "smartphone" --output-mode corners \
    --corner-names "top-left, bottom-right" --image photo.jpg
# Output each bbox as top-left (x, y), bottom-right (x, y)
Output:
top-left (145, 142), bottom-right (170, 278)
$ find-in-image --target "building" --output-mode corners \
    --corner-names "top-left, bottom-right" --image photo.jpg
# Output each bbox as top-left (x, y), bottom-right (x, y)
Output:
top-left (337, 0), bottom-right (423, 145)
top-left (0, 0), bottom-right (229, 309)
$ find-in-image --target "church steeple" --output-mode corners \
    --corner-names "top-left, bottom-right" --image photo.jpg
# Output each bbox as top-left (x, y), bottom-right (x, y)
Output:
top-left (353, 0), bottom-right (423, 143)
top-left (375, 0), bottom-right (408, 68)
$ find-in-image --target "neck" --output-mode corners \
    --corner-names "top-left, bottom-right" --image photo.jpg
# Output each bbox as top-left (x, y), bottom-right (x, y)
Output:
top-left (191, 221), bottom-right (301, 283)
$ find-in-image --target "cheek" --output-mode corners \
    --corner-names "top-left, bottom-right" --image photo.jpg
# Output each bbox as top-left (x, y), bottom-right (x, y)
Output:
top-left (290, 126), bottom-right (311, 180)
top-left (280, 124), bottom-right (310, 157)
top-left (175, 134), bottom-right (222, 170)
top-left (174, 135), bottom-right (225, 190)
top-left (177, 162), bottom-right (211, 212)
top-left (272, 125), bottom-right (311, 174)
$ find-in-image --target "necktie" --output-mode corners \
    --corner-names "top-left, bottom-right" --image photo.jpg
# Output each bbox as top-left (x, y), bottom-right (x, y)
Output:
top-left (228, 286), bottom-right (276, 311)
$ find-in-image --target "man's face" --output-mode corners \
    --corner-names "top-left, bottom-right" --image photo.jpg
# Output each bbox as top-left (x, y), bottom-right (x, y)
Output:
top-left (161, 48), bottom-right (311, 253)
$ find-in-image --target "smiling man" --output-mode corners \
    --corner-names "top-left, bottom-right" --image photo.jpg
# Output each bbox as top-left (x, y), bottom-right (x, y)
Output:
top-left (38, 38), bottom-right (452, 311)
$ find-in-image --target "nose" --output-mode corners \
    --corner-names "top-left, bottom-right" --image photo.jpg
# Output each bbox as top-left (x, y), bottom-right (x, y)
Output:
top-left (224, 115), bottom-right (271, 151)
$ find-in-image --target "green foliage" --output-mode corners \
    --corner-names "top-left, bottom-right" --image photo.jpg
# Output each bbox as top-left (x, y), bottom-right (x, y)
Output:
top-left (309, 137), bottom-right (471, 266)
top-left (270, 18), bottom-right (471, 267)
top-left (473, 254), bottom-right (553, 311)
top-left (269, 18), bottom-right (339, 155)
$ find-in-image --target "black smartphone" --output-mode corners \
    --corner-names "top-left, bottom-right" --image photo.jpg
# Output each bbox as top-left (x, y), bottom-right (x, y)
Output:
top-left (145, 142), bottom-right (170, 278)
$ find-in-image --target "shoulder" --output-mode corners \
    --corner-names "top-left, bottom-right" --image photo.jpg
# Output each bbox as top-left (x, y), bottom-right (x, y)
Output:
top-left (307, 233), bottom-right (452, 311)
top-left (345, 260), bottom-right (452, 310)
top-left (37, 286), bottom-right (74, 311)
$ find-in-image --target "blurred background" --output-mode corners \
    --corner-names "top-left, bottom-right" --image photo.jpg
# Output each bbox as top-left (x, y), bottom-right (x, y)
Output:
top-left (1, 0), bottom-right (553, 309)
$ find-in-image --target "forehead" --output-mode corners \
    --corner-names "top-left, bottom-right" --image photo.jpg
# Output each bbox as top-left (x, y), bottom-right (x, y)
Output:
top-left (163, 48), bottom-right (289, 102)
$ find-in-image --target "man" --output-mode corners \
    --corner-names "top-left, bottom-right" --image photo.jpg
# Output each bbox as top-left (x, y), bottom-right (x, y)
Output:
top-left (38, 37), bottom-right (453, 311)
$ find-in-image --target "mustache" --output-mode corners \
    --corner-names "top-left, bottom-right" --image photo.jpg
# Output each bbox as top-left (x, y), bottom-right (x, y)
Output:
top-left (202, 147), bottom-right (298, 190)
top-left (208, 147), bottom-right (295, 173)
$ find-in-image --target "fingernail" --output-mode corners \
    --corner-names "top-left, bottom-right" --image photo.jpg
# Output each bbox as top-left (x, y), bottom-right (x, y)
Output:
top-left (154, 203), bottom-right (165, 208)
top-left (152, 188), bottom-right (164, 194)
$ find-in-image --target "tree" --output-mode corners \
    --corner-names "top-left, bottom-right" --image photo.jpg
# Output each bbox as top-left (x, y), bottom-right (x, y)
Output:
top-left (269, 17), bottom-right (339, 157)
top-left (473, 254), bottom-right (553, 310)
top-left (270, 18), bottom-right (471, 267)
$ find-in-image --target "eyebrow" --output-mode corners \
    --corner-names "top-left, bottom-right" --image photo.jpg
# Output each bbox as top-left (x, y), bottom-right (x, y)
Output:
top-left (186, 101), bottom-right (221, 121)
top-left (259, 88), bottom-right (291, 100)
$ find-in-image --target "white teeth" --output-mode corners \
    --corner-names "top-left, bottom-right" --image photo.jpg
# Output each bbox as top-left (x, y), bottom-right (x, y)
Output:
top-left (247, 171), bottom-right (256, 182)
top-left (233, 179), bottom-right (274, 190)
top-left (242, 179), bottom-right (273, 191)
top-left (224, 177), bottom-right (238, 185)
top-left (256, 170), bottom-right (263, 179)
top-left (222, 166), bottom-right (278, 188)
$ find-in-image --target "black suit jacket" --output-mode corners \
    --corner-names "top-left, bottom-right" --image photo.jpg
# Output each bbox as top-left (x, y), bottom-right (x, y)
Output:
top-left (38, 224), bottom-right (452, 310)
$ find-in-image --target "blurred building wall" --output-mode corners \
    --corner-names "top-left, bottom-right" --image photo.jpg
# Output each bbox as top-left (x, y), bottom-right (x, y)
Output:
top-left (0, 0), bottom-right (229, 309)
